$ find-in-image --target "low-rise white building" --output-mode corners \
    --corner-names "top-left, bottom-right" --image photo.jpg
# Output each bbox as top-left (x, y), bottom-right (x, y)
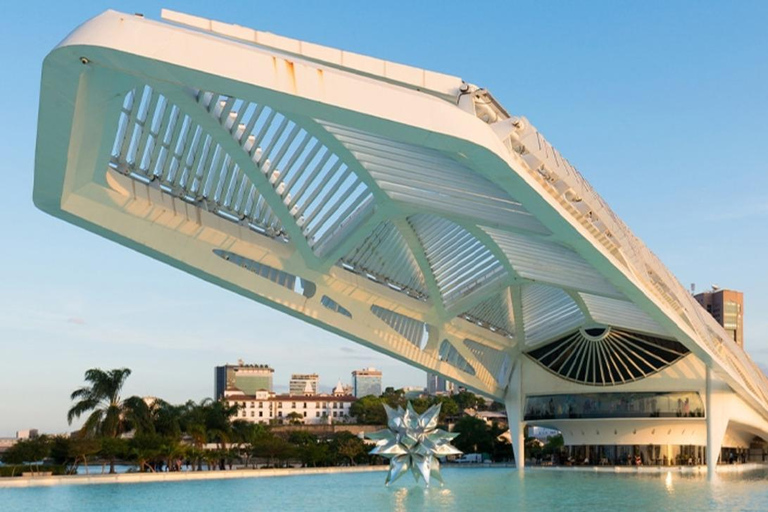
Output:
top-left (224, 383), bottom-right (356, 425)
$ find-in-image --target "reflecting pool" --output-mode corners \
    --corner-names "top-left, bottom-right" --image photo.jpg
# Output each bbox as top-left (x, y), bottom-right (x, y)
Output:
top-left (3, 467), bottom-right (768, 511)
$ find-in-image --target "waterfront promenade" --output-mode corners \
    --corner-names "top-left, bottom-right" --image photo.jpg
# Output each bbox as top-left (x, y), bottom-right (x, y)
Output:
top-left (0, 465), bottom-right (387, 489)
top-left (2, 462), bottom-right (764, 489)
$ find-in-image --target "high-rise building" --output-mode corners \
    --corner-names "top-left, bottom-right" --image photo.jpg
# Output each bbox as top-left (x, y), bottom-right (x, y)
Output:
top-left (694, 288), bottom-right (744, 347)
top-left (426, 372), bottom-right (456, 395)
top-left (214, 360), bottom-right (274, 399)
top-left (351, 367), bottom-right (382, 398)
top-left (289, 373), bottom-right (319, 396)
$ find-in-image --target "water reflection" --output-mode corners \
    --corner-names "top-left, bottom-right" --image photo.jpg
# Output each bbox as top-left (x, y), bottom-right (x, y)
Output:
top-left (391, 484), bottom-right (455, 511)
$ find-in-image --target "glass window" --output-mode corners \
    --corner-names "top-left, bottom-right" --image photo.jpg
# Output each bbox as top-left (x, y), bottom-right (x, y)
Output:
top-left (524, 392), bottom-right (705, 421)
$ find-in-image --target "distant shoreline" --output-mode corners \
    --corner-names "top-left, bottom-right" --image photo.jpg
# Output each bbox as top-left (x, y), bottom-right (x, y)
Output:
top-left (1, 462), bottom-right (764, 489)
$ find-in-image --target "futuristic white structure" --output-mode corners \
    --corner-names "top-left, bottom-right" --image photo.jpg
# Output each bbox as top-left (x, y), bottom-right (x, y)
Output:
top-left (34, 10), bottom-right (768, 476)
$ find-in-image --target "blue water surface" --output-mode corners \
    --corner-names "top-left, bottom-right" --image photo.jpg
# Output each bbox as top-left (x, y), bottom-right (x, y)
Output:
top-left (2, 467), bottom-right (768, 511)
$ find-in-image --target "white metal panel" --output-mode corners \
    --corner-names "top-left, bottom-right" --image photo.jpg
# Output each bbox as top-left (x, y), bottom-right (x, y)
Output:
top-left (485, 227), bottom-right (620, 297)
top-left (409, 214), bottom-right (508, 309)
top-left (464, 339), bottom-right (511, 384)
top-left (320, 122), bottom-right (549, 234)
top-left (371, 305), bottom-right (429, 349)
top-left (195, 91), bottom-right (375, 257)
top-left (461, 290), bottom-right (515, 338)
top-left (341, 221), bottom-right (428, 299)
top-left (580, 293), bottom-right (669, 337)
top-left (111, 86), bottom-right (287, 237)
top-left (522, 284), bottom-right (585, 346)
top-left (438, 340), bottom-right (476, 375)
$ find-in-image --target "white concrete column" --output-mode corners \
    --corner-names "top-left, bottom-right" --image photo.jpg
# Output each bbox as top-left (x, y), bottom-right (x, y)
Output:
top-left (706, 365), bottom-right (714, 477)
top-left (706, 366), bottom-right (728, 480)
top-left (504, 361), bottom-right (525, 470)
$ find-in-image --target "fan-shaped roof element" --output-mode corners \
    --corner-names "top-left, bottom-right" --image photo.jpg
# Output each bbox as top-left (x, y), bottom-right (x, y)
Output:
top-left (528, 327), bottom-right (690, 386)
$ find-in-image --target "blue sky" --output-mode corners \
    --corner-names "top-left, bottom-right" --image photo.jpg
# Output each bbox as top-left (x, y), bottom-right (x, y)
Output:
top-left (1, 1), bottom-right (766, 436)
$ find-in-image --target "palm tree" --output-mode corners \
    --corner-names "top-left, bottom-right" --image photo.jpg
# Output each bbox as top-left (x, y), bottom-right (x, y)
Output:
top-left (67, 368), bottom-right (132, 473)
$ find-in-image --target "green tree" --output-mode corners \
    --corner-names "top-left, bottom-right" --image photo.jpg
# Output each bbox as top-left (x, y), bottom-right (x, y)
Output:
top-left (432, 395), bottom-right (459, 423)
top-left (380, 387), bottom-right (406, 408)
top-left (203, 399), bottom-right (238, 450)
top-left (231, 420), bottom-right (267, 468)
top-left (127, 433), bottom-right (163, 472)
top-left (286, 411), bottom-right (303, 425)
top-left (452, 415), bottom-right (493, 455)
top-left (543, 434), bottom-right (564, 456)
top-left (99, 438), bottom-right (128, 474)
top-left (349, 395), bottom-right (386, 425)
top-left (67, 368), bottom-right (133, 474)
top-left (331, 432), bottom-right (365, 466)
top-left (453, 390), bottom-right (485, 412)
top-left (251, 432), bottom-right (293, 467)
top-left (1, 437), bottom-right (51, 476)
top-left (180, 399), bottom-right (208, 469)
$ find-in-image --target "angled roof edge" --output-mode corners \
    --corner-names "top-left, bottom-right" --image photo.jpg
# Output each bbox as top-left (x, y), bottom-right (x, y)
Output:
top-left (160, 9), bottom-right (466, 102)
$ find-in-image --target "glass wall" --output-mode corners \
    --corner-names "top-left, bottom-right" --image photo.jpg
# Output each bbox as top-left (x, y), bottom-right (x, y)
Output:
top-left (524, 392), bottom-right (704, 421)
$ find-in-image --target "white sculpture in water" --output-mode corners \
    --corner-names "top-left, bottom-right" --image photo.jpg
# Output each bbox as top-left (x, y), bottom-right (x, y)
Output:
top-left (366, 402), bottom-right (462, 486)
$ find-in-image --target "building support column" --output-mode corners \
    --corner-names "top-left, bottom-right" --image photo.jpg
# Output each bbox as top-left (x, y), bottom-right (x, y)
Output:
top-left (504, 360), bottom-right (525, 470)
top-left (706, 365), bottom-right (728, 480)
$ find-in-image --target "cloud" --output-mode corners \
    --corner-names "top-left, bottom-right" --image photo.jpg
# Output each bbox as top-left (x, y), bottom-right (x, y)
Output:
top-left (339, 346), bottom-right (355, 353)
top-left (67, 317), bottom-right (86, 325)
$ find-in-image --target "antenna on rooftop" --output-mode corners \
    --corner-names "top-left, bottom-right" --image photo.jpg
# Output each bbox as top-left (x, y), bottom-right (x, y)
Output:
top-left (690, 283), bottom-right (696, 295)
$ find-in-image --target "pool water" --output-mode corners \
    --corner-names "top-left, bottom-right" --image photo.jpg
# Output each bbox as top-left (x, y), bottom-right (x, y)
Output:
top-left (2, 467), bottom-right (768, 511)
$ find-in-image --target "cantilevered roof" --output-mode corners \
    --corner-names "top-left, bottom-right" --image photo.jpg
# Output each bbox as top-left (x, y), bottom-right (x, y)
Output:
top-left (34, 10), bottom-right (768, 411)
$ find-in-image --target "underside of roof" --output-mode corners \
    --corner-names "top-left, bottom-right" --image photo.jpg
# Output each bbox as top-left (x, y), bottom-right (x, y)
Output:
top-left (33, 9), bottom-right (768, 411)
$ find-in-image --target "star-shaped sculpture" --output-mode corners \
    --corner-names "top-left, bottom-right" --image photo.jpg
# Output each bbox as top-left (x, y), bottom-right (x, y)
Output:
top-left (366, 402), bottom-right (462, 487)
